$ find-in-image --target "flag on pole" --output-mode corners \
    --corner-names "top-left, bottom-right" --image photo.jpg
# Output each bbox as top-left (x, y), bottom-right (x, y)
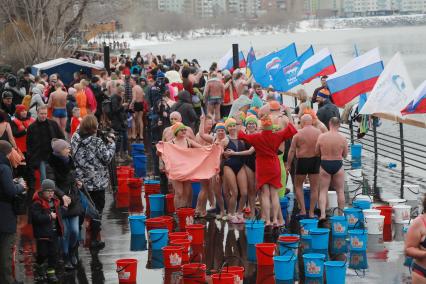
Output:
top-left (250, 43), bottom-right (298, 88)
top-left (401, 80), bottom-right (426, 115)
top-left (359, 53), bottom-right (415, 117)
top-left (270, 45), bottom-right (314, 92)
top-left (246, 46), bottom-right (257, 77)
top-left (218, 50), bottom-right (246, 71)
top-left (296, 48), bottom-right (336, 84)
top-left (326, 48), bottom-right (384, 107)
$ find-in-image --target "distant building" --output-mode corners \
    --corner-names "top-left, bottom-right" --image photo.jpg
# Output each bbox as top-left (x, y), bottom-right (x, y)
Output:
top-left (158, 0), bottom-right (185, 13)
top-left (304, 0), bottom-right (344, 17)
top-left (343, 0), bottom-right (426, 16)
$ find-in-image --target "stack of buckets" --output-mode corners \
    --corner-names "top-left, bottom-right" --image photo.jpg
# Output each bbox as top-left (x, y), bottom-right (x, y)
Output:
top-left (144, 180), bottom-right (160, 217)
top-left (116, 166), bottom-right (137, 209)
top-left (351, 144), bottom-right (362, 169)
top-left (131, 143), bottom-right (146, 178)
top-left (128, 214), bottom-right (147, 251)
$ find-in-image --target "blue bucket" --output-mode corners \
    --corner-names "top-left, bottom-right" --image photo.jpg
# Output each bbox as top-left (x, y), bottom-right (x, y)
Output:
top-left (245, 220), bottom-right (265, 245)
top-left (128, 215), bottom-right (146, 235)
top-left (349, 251), bottom-right (368, 270)
top-left (274, 255), bottom-right (297, 281)
top-left (130, 234), bottom-right (147, 251)
top-left (151, 249), bottom-right (164, 269)
top-left (330, 216), bottom-right (348, 236)
top-left (344, 208), bottom-right (363, 229)
top-left (149, 194), bottom-right (165, 212)
top-left (301, 235), bottom-right (312, 252)
top-left (191, 182), bottom-right (201, 208)
top-left (145, 179), bottom-right (160, 185)
top-left (325, 261), bottom-right (346, 284)
top-left (133, 155), bottom-right (146, 177)
top-left (280, 197), bottom-right (289, 223)
top-left (353, 200), bottom-right (371, 210)
top-left (351, 144), bottom-right (362, 160)
top-left (349, 229), bottom-right (368, 251)
top-left (149, 229), bottom-right (169, 250)
top-left (331, 237), bottom-right (348, 254)
top-left (247, 244), bottom-right (257, 262)
top-left (351, 160), bottom-right (362, 169)
top-left (278, 234), bottom-right (299, 257)
top-left (309, 228), bottom-right (330, 250)
top-left (150, 211), bottom-right (164, 218)
top-left (131, 143), bottom-right (145, 156)
top-left (304, 188), bottom-right (311, 210)
top-left (300, 219), bottom-right (318, 236)
top-left (303, 253), bottom-right (326, 278)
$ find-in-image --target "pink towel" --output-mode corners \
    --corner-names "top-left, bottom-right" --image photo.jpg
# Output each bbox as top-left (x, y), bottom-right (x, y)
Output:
top-left (156, 143), bottom-right (222, 181)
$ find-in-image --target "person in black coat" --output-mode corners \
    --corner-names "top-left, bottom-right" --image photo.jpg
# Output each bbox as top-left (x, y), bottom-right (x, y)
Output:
top-left (46, 139), bottom-right (83, 269)
top-left (26, 105), bottom-right (64, 195)
top-left (316, 89), bottom-right (340, 129)
top-left (170, 90), bottom-right (198, 131)
top-left (110, 85), bottom-right (129, 161)
top-left (0, 140), bottom-right (26, 284)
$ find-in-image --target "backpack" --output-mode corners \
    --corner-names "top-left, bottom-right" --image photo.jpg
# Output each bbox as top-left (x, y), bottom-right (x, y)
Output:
top-left (102, 97), bottom-right (113, 119)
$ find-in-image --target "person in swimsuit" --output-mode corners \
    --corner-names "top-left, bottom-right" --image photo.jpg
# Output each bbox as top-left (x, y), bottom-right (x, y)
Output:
top-left (130, 76), bottom-right (145, 141)
top-left (243, 115), bottom-right (257, 218)
top-left (287, 114), bottom-right (322, 218)
top-left (315, 117), bottom-right (348, 220)
top-left (203, 72), bottom-right (225, 123)
top-left (223, 118), bottom-right (249, 224)
top-left (161, 122), bottom-right (203, 209)
top-left (162, 112), bottom-right (195, 142)
top-left (48, 82), bottom-right (68, 134)
top-left (405, 194), bottom-right (426, 284)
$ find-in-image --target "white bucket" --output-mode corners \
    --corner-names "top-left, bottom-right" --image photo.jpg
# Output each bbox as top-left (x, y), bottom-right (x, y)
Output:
top-left (365, 215), bottom-right (385, 235)
top-left (393, 204), bottom-right (411, 224)
top-left (363, 209), bottom-right (380, 218)
top-left (354, 195), bottom-right (371, 202)
top-left (404, 184), bottom-right (420, 202)
top-left (387, 199), bottom-right (406, 207)
top-left (328, 191), bottom-right (338, 209)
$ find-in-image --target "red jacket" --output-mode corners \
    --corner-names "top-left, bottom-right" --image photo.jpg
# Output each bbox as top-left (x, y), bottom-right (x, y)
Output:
top-left (31, 192), bottom-right (63, 239)
top-left (11, 116), bottom-right (35, 153)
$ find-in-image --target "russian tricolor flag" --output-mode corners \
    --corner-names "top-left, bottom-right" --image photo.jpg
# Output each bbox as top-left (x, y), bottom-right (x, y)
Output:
top-left (296, 48), bottom-right (336, 84)
top-left (401, 80), bottom-right (426, 115)
top-left (327, 48), bottom-right (384, 107)
top-left (218, 50), bottom-right (246, 71)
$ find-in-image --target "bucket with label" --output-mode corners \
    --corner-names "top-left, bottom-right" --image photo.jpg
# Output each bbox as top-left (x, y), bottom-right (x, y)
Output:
top-left (393, 204), bottom-right (411, 224)
top-left (303, 253), bottom-right (326, 278)
top-left (344, 207), bottom-right (363, 229)
top-left (162, 246), bottom-right (183, 269)
top-left (364, 215), bottom-right (385, 235)
top-left (348, 229), bottom-right (368, 251)
top-left (116, 258), bottom-right (138, 283)
top-left (300, 219), bottom-right (319, 236)
top-left (330, 215), bottom-right (348, 237)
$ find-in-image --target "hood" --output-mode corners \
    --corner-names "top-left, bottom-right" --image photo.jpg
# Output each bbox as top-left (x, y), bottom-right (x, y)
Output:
top-left (178, 90), bottom-right (192, 103)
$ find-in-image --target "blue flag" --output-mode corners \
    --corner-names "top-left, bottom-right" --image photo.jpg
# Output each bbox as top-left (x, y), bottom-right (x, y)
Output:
top-left (246, 46), bottom-right (256, 77)
top-left (250, 43), bottom-right (298, 88)
top-left (271, 45), bottom-right (314, 92)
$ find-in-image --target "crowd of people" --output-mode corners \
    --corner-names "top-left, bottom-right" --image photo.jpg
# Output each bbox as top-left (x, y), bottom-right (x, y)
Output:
top-left (0, 51), bottom-right (350, 283)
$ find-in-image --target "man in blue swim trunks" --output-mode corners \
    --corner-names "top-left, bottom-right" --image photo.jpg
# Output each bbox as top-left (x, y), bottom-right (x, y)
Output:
top-left (47, 82), bottom-right (68, 134)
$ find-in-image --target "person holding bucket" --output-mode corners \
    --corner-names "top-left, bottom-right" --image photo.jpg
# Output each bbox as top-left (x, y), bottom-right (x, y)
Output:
top-left (315, 117), bottom-right (348, 221)
top-left (238, 115), bottom-right (297, 226)
top-left (405, 194), bottom-right (426, 283)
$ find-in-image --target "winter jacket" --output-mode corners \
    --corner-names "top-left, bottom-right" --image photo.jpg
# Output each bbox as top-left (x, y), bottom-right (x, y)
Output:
top-left (110, 94), bottom-right (127, 131)
top-left (11, 115), bottom-right (35, 153)
top-left (46, 154), bottom-right (83, 217)
top-left (71, 131), bottom-right (115, 192)
top-left (170, 91), bottom-right (198, 129)
top-left (31, 192), bottom-right (63, 239)
top-left (26, 119), bottom-right (65, 167)
top-left (29, 89), bottom-right (45, 119)
top-left (0, 153), bottom-right (25, 233)
top-left (316, 99), bottom-right (340, 129)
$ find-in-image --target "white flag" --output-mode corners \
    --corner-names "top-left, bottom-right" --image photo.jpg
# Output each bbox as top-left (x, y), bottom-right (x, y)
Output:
top-left (359, 53), bottom-right (415, 117)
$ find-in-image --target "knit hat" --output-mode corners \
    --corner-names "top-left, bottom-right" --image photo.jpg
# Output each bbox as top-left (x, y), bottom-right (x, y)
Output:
top-left (261, 115), bottom-right (273, 130)
top-left (172, 122), bottom-right (186, 136)
top-left (269, 100), bottom-right (281, 111)
top-left (236, 111), bottom-right (246, 123)
top-left (0, 140), bottom-right (13, 155)
top-left (245, 115), bottom-right (258, 126)
top-left (317, 89), bottom-right (330, 99)
top-left (15, 104), bottom-right (26, 115)
top-left (41, 179), bottom-right (55, 192)
top-left (224, 118), bottom-right (236, 129)
top-left (2, 91), bottom-right (13, 99)
top-left (214, 122), bottom-right (226, 132)
top-left (51, 138), bottom-right (70, 154)
top-left (247, 107), bottom-right (259, 117)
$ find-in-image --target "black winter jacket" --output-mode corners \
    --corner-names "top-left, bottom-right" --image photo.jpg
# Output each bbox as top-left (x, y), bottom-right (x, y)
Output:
top-left (110, 94), bottom-right (127, 131)
top-left (316, 99), bottom-right (340, 129)
top-left (170, 91), bottom-right (198, 129)
top-left (31, 192), bottom-right (63, 239)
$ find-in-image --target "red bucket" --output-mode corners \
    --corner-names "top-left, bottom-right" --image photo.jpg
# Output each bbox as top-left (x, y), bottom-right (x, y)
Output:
top-left (164, 267), bottom-right (181, 284)
top-left (116, 193), bottom-right (129, 209)
top-left (127, 178), bottom-right (142, 197)
top-left (223, 266), bottom-right (244, 284)
top-left (212, 272), bottom-right (235, 284)
top-left (170, 239), bottom-right (191, 262)
top-left (162, 246), bottom-right (183, 269)
top-left (118, 178), bottom-right (129, 194)
top-left (169, 232), bottom-right (189, 242)
top-left (186, 224), bottom-right (205, 245)
top-left (162, 216), bottom-right (174, 232)
top-left (146, 217), bottom-right (167, 232)
top-left (374, 206), bottom-right (393, 225)
top-left (166, 194), bottom-right (175, 214)
top-left (177, 208), bottom-right (195, 231)
top-left (255, 264), bottom-right (274, 284)
top-left (255, 243), bottom-right (276, 266)
top-left (182, 263), bottom-right (206, 284)
top-left (116, 258), bottom-right (138, 283)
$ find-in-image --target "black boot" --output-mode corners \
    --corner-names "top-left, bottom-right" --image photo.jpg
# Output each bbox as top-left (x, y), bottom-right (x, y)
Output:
top-left (69, 245), bottom-right (79, 266)
top-left (63, 254), bottom-right (74, 270)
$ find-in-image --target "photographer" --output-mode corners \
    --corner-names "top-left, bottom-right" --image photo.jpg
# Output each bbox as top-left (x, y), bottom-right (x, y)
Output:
top-left (0, 140), bottom-right (26, 284)
top-left (70, 115), bottom-right (115, 248)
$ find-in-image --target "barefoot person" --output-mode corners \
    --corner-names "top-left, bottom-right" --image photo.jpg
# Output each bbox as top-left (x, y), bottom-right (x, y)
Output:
top-left (287, 114), bottom-right (321, 218)
top-left (238, 115), bottom-right (297, 226)
top-left (162, 111), bottom-right (195, 142)
top-left (315, 117), bottom-right (348, 220)
top-left (203, 72), bottom-right (225, 122)
top-left (48, 82), bottom-right (68, 133)
top-left (130, 76), bottom-right (145, 141)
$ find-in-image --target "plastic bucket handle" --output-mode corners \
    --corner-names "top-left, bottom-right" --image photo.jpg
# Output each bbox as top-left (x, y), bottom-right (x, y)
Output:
top-left (352, 192), bottom-right (373, 203)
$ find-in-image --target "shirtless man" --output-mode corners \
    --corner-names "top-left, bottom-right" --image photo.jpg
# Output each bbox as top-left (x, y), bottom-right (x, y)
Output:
top-left (315, 117), bottom-right (348, 220)
top-left (287, 114), bottom-right (322, 218)
top-left (203, 72), bottom-right (225, 122)
top-left (162, 111), bottom-right (195, 142)
top-left (130, 77), bottom-right (145, 141)
top-left (48, 82), bottom-right (67, 133)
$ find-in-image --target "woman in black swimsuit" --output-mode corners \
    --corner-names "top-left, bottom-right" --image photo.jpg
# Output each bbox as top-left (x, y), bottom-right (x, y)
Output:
top-left (243, 115), bottom-right (257, 218)
top-left (406, 194), bottom-right (426, 284)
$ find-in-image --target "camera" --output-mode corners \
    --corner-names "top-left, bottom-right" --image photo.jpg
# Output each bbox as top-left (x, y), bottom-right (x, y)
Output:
top-left (97, 128), bottom-right (116, 144)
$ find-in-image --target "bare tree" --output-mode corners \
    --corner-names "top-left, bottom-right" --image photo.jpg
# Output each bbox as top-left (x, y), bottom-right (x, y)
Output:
top-left (0, 0), bottom-right (90, 66)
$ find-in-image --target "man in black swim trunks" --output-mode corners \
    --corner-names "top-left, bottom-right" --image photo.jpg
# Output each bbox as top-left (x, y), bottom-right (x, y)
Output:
top-left (287, 114), bottom-right (321, 218)
top-left (315, 117), bottom-right (348, 220)
top-left (130, 76), bottom-right (145, 141)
